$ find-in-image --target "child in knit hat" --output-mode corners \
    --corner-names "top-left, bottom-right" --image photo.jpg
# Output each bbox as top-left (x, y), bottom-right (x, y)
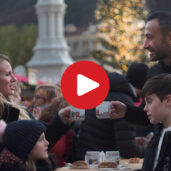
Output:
top-left (0, 120), bottom-right (56, 171)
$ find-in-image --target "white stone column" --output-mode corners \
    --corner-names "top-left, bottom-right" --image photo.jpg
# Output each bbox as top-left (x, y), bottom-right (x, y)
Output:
top-left (88, 40), bottom-right (93, 51)
top-left (78, 40), bottom-right (83, 56)
top-left (27, 0), bottom-right (73, 84)
top-left (48, 12), bottom-right (55, 39)
top-left (37, 12), bottom-right (47, 41)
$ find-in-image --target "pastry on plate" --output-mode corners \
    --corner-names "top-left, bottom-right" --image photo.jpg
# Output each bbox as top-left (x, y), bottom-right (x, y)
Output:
top-left (129, 157), bottom-right (141, 163)
top-left (98, 161), bottom-right (117, 168)
top-left (70, 160), bottom-right (90, 169)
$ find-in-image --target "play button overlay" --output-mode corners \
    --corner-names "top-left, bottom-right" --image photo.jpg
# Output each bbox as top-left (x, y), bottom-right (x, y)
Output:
top-left (61, 61), bottom-right (109, 109)
top-left (77, 74), bottom-right (99, 96)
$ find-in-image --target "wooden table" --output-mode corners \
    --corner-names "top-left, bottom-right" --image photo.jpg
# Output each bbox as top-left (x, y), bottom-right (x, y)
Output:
top-left (57, 159), bottom-right (143, 171)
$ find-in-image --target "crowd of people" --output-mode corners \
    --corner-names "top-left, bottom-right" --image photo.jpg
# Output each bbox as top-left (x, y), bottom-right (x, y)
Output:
top-left (0, 10), bottom-right (171, 171)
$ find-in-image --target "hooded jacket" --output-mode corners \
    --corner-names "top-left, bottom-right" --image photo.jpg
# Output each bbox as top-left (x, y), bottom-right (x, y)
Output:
top-left (75, 72), bottom-right (145, 160)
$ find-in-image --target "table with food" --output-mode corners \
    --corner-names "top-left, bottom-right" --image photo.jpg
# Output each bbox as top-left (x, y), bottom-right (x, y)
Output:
top-left (57, 156), bottom-right (143, 171)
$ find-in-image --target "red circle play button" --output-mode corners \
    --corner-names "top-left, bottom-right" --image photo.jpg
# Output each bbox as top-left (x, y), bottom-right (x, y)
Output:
top-left (61, 61), bottom-right (109, 109)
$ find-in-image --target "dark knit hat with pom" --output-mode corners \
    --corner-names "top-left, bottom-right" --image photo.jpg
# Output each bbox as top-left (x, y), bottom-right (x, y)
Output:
top-left (4, 120), bottom-right (46, 159)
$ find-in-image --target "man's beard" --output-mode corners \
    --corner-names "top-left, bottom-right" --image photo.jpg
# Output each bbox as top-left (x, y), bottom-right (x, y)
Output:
top-left (150, 52), bottom-right (165, 61)
top-left (150, 43), bottom-right (170, 61)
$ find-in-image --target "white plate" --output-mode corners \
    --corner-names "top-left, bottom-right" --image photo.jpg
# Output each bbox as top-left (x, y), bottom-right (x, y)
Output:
top-left (99, 168), bottom-right (117, 170)
top-left (99, 166), bottom-right (130, 170)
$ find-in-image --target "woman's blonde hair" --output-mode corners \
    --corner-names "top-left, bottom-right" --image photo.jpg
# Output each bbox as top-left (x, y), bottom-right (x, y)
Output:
top-left (24, 156), bottom-right (55, 171)
top-left (0, 93), bottom-right (4, 116)
top-left (39, 86), bottom-right (68, 122)
top-left (0, 54), bottom-right (30, 120)
top-left (24, 159), bottom-right (36, 171)
top-left (0, 54), bottom-right (11, 64)
top-left (0, 93), bottom-right (30, 120)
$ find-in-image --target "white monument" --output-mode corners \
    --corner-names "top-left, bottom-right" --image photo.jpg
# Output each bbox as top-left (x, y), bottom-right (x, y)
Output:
top-left (27, 0), bottom-right (73, 84)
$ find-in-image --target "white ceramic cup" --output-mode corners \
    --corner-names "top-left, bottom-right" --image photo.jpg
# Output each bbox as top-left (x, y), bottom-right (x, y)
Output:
top-left (105, 151), bottom-right (120, 164)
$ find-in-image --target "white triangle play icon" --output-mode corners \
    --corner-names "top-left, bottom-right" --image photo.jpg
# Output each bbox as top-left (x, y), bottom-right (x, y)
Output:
top-left (77, 74), bottom-right (100, 96)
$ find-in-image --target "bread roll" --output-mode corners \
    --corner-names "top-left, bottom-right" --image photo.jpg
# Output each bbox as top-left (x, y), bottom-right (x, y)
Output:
top-left (129, 157), bottom-right (140, 163)
top-left (71, 160), bottom-right (90, 169)
top-left (98, 161), bottom-right (117, 168)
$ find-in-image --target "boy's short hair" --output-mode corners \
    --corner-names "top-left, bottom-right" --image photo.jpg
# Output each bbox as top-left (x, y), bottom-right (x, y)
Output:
top-left (142, 74), bottom-right (171, 101)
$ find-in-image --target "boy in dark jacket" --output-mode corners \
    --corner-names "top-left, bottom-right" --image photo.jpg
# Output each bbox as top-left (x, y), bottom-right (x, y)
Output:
top-left (140, 74), bottom-right (171, 171)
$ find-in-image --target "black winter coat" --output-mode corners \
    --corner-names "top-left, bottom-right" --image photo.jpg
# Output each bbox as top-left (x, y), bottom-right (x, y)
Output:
top-left (0, 147), bottom-right (57, 171)
top-left (0, 163), bottom-right (26, 171)
top-left (0, 159), bottom-right (56, 171)
top-left (75, 73), bottom-right (145, 160)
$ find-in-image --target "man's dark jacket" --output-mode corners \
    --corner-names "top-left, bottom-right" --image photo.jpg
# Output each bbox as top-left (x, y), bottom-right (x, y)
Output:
top-left (75, 72), bottom-right (145, 160)
top-left (126, 60), bottom-right (171, 124)
top-left (147, 61), bottom-right (171, 79)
